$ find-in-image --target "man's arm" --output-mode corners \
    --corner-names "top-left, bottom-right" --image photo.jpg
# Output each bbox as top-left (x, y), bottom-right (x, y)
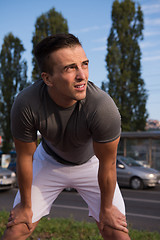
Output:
top-left (93, 137), bottom-right (128, 233)
top-left (7, 138), bottom-right (37, 230)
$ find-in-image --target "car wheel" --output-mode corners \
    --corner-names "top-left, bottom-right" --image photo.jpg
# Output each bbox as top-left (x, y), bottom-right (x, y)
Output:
top-left (130, 177), bottom-right (143, 190)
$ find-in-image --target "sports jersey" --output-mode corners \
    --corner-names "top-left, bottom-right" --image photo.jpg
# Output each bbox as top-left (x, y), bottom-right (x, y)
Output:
top-left (11, 80), bottom-right (121, 165)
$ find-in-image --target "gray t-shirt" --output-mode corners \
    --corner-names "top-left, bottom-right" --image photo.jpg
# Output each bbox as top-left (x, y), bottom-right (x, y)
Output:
top-left (11, 80), bottom-right (121, 165)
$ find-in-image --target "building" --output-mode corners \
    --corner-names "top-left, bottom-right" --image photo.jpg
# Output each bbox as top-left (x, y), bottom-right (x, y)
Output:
top-left (118, 131), bottom-right (160, 170)
top-left (146, 119), bottom-right (160, 130)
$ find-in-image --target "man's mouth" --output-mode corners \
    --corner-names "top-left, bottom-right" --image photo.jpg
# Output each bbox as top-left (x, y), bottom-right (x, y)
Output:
top-left (75, 84), bottom-right (85, 89)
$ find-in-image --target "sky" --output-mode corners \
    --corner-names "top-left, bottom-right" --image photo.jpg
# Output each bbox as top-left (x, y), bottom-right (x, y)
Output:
top-left (0, 0), bottom-right (160, 121)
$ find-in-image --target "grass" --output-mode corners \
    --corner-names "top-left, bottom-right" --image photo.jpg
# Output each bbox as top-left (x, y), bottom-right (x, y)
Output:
top-left (0, 211), bottom-right (160, 240)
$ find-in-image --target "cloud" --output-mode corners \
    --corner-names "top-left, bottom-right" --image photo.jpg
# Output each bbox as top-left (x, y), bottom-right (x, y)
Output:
top-left (142, 3), bottom-right (160, 14)
top-left (145, 18), bottom-right (160, 26)
top-left (74, 26), bottom-right (100, 33)
top-left (92, 37), bottom-right (106, 43)
top-left (143, 55), bottom-right (160, 62)
top-left (71, 25), bottom-right (108, 34)
top-left (140, 41), bottom-right (159, 49)
top-left (91, 46), bottom-right (106, 52)
top-left (144, 30), bottom-right (160, 37)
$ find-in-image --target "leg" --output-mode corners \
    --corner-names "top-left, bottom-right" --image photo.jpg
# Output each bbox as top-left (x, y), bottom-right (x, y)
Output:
top-left (72, 156), bottom-right (130, 240)
top-left (13, 144), bottom-right (67, 223)
top-left (1, 220), bottom-right (39, 240)
top-left (2, 144), bottom-right (68, 239)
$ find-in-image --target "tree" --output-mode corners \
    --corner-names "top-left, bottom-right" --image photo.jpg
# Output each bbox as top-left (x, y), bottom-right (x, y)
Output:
top-left (0, 33), bottom-right (28, 153)
top-left (32, 7), bottom-right (68, 81)
top-left (104, 0), bottom-right (148, 131)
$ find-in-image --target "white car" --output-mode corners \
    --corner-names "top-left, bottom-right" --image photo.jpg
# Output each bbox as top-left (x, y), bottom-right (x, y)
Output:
top-left (0, 166), bottom-right (16, 190)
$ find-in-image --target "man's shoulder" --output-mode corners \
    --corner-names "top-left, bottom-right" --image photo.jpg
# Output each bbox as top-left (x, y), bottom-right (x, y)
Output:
top-left (82, 81), bottom-right (120, 119)
top-left (15, 80), bottom-right (45, 105)
top-left (81, 81), bottom-right (121, 142)
top-left (12, 80), bottom-right (47, 115)
top-left (85, 81), bottom-right (112, 106)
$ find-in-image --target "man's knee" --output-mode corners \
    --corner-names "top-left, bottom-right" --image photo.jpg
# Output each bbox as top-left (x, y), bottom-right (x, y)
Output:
top-left (99, 225), bottom-right (130, 240)
top-left (1, 221), bottom-right (39, 240)
top-left (2, 225), bottom-right (31, 240)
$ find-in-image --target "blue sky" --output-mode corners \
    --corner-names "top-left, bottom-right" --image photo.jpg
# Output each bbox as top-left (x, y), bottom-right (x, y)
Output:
top-left (0, 0), bottom-right (160, 121)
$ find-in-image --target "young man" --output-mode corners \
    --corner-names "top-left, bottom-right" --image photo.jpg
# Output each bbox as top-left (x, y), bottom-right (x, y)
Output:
top-left (2, 33), bottom-right (130, 240)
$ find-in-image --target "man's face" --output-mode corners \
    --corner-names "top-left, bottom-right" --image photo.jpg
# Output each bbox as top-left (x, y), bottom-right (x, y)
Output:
top-left (43, 45), bottom-right (89, 108)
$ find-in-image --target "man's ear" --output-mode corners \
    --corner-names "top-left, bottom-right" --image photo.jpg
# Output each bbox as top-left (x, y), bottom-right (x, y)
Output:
top-left (41, 72), bottom-right (53, 87)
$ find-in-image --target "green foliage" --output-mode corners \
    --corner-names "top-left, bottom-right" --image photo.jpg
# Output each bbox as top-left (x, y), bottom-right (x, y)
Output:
top-left (32, 8), bottom-right (68, 81)
top-left (105, 0), bottom-right (148, 131)
top-left (0, 212), bottom-right (160, 240)
top-left (29, 217), bottom-right (102, 240)
top-left (0, 211), bottom-right (9, 236)
top-left (0, 33), bottom-right (29, 152)
top-left (129, 229), bottom-right (160, 240)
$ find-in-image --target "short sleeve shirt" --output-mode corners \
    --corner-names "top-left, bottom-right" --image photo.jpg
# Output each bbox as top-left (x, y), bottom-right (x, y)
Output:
top-left (11, 80), bottom-right (121, 165)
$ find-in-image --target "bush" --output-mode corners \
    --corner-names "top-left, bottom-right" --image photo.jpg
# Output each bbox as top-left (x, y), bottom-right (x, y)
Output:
top-left (0, 211), bottom-right (160, 240)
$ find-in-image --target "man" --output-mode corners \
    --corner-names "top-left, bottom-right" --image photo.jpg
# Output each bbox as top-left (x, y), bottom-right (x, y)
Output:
top-left (2, 33), bottom-right (130, 240)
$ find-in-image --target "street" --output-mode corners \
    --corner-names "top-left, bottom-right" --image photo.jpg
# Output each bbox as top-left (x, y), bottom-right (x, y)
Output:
top-left (0, 186), bottom-right (160, 233)
top-left (121, 187), bottom-right (160, 232)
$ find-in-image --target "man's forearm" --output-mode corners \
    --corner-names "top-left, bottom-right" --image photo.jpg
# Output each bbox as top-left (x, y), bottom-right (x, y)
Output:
top-left (98, 162), bottom-right (117, 211)
top-left (93, 139), bottom-right (119, 211)
top-left (17, 156), bottom-right (33, 208)
top-left (14, 139), bottom-right (37, 208)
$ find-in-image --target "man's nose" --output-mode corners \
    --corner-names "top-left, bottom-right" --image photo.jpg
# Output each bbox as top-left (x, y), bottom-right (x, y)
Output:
top-left (76, 68), bottom-right (86, 79)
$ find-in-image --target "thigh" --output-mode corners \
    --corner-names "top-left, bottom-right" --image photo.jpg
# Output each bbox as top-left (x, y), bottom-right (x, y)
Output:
top-left (73, 156), bottom-right (125, 222)
top-left (73, 156), bottom-right (100, 221)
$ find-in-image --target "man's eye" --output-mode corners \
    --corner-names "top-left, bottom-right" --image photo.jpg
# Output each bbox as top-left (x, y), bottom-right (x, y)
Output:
top-left (82, 62), bottom-right (89, 68)
top-left (69, 66), bottom-right (75, 69)
top-left (65, 66), bottom-right (76, 72)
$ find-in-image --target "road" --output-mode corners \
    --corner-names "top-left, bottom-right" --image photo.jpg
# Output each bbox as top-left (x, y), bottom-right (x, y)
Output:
top-left (121, 187), bottom-right (160, 232)
top-left (0, 186), bottom-right (160, 233)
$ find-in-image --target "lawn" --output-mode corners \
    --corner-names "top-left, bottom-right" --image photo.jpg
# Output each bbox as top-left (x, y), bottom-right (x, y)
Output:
top-left (0, 211), bottom-right (160, 240)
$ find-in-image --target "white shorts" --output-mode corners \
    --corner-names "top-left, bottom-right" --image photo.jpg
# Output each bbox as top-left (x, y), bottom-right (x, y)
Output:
top-left (13, 143), bottom-right (125, 223)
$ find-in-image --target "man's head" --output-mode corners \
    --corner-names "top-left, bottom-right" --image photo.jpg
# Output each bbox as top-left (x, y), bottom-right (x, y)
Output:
top-left (34, 33), bottom-right (89, 108)
top-left (34, 33), bottom-right (82, 75)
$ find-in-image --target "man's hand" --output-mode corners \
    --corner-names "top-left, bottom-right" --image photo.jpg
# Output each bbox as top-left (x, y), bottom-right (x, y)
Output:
top-left (7, 203), bottom-right (33, 231)
top-left (99, 205), bottom-right (128, 233)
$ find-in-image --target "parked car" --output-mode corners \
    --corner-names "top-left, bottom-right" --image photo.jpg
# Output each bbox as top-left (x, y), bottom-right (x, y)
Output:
top-left (116, 156), bottom-right (160, 190)
top-left (7, 160), bottom-right (17, 174)
top-left (0, 166), bottom-right (16, 190)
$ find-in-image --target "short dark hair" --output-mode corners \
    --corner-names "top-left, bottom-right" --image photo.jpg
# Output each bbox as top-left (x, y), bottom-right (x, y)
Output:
top-left (34, 33), bottom-right (82, 74)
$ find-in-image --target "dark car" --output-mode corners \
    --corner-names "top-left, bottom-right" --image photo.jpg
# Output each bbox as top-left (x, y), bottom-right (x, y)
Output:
top-left (116, 156), bottom-right (160, 190)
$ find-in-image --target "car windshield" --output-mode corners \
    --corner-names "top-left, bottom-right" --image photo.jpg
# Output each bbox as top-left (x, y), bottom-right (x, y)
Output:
top-left (119, 156), bottom-right (142, 167)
